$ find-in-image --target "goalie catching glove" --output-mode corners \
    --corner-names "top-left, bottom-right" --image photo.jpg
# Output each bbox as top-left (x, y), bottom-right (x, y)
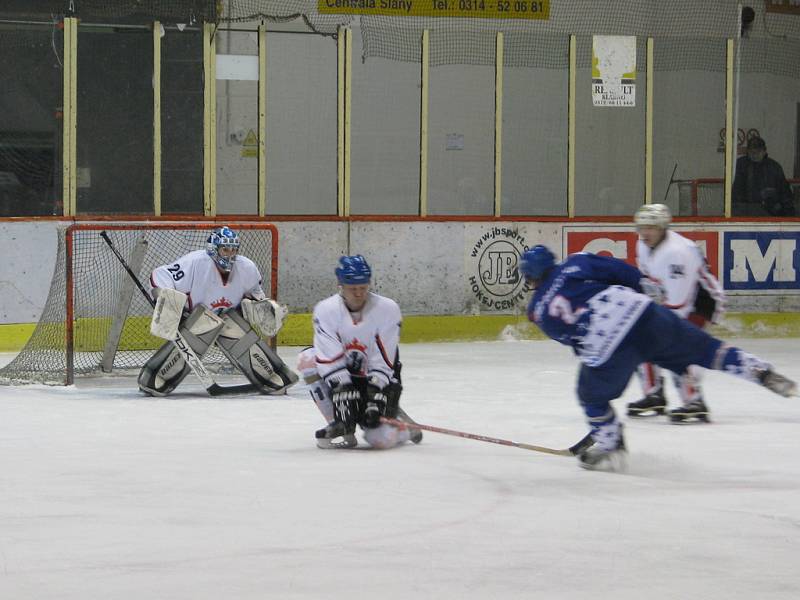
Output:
top-left (241, 298), bottom-right (288, 337)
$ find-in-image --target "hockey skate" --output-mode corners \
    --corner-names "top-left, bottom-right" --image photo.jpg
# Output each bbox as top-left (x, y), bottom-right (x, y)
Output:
top-left (757, 369), bottom-right (798, 398)
top-left (669, 399), bottom-right (711, 424)
top-left (578, 435), bottom-right (627, 472)
top-left (315, 422), bottom-right (357, 449)
top-left (627, 389), bottom-right (667, 417)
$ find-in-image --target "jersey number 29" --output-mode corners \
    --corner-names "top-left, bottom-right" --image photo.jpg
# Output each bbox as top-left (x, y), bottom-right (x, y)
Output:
top-left (167, 264), bottom-right (184, 281)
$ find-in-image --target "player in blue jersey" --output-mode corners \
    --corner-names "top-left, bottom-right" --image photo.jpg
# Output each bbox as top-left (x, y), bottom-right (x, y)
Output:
top-left (520, 245), bottom-right (797, 471)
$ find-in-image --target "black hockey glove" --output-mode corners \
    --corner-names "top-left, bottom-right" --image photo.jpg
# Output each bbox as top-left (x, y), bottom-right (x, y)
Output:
top-left (363, 385), bottom-right (388, 428)
top-left (332, 383), bottom-right (360, 431)
top-left (382, 381), bottom-right (402, 419)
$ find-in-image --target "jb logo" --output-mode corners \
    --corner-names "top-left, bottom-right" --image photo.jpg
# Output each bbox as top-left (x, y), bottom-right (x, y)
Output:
top-left (468, 227), bottom-right (530, 311)
top-left (482, 249), bottom-right (520, 286)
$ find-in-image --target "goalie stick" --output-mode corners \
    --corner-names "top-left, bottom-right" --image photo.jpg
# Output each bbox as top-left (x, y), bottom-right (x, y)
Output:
top-left (380, 417), bottom-right (594, 457)
top-left (100, 231), bottom-right (256, 397)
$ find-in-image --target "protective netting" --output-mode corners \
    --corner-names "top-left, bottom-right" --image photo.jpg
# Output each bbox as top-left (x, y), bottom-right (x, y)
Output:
top-left (0, 224), bottom-right (277, 385)
top-left (0, 0), bottom-right (800, 71)
top-left (0, 1), bottom-right (216, 24)
top-left (1, 1), bottom-right (798, 70)
top-left (217, 0), bottom-right (352, 34)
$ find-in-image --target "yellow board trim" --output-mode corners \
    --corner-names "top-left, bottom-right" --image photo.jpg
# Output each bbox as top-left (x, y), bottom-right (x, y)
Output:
top-left (494, 31), bottom-right (503, 217)
top-left (419, 29), bottom-right (429, 217)
top-left (567, 35), bottom-right (576, 218)
top-left (258, 25), bottom-right (267, 216)
top-left (645, 37), bottom-right (653, 204)
top-left (337, 26), bottom-right (345, 217)
top-left (724, 38), bottom-right (734, 218)
top-left (153, 21), bottom-right (162, 216)
top-left (3, 313), bottom-right (800, 353)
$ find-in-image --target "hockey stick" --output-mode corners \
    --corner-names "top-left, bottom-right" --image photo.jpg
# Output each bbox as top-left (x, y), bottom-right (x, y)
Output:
top-left (100, 231), bottom-right (256, 396)
top-left (380, 417), bottom-right (594, 457)
top-left (391, 356), bottom-right (422, 443)
top-left (663, 162), bottom-right (679, 204)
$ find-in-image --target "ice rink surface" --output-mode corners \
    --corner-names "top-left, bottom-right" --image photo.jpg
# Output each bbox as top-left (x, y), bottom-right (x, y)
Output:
top-left (1, 339), bottom-right (799, 600)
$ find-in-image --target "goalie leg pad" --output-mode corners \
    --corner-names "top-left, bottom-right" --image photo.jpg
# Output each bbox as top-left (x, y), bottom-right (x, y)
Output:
top-left (138, 306), bottom-right (224, 396)
top-left (216, 309), bottom-right (299, 394)
top-left (137, 341), bottom-right (192, 397)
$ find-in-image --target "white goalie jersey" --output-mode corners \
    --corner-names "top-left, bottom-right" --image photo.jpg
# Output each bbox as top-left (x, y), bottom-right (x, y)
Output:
top-left (150, 250), bottom-right (266, 313)
top-left (312, 292), bottom-right (402, 389)
top-left (636, 230), bottom-right (725, 320)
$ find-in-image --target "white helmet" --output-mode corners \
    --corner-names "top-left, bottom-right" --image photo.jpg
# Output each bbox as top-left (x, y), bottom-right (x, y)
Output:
top-left (634, 203), bottom-right (671, 228)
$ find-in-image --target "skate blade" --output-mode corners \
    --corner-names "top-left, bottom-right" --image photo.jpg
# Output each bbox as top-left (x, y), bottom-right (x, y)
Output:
top-left (579, 452), bottom-right (628, 473)
top-left (316, 435), bottom-right (358, 449)
top-left (627, 409), bottom-right (666, 418)
top-left (670, 414), bottom-right (710, 424)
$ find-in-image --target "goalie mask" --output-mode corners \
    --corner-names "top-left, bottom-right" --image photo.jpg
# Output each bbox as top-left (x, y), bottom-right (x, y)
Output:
top-left (207, 226), bottom-right (241, 272)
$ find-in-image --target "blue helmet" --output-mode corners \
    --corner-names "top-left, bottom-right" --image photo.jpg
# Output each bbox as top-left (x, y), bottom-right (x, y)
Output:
top-left (335, 255), bottom-right (372, 285)
top-left (206, 226), bottom-right (240, 272)
top-left (519, 245), bottom-right (556, 280)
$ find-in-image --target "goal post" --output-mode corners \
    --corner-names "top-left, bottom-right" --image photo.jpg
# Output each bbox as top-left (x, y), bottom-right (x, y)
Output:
top-left (1, 222), bottom-right (279, 385)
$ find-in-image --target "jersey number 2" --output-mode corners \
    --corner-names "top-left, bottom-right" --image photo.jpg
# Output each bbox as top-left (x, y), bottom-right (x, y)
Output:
top-left (549, 295), bottom-right (587, 324)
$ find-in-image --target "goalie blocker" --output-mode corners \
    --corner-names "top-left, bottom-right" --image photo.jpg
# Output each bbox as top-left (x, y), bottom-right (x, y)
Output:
top-left (139, 305), bottom-right (297, 396)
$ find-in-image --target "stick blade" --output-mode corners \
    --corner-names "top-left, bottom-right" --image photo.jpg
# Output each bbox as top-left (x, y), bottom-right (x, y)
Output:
top-left (567, 432), bottom-right (595, 456)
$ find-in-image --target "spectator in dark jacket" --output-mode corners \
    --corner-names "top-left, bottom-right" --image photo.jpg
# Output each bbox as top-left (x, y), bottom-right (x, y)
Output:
top-left (732, 136), bottom-right (795, 217)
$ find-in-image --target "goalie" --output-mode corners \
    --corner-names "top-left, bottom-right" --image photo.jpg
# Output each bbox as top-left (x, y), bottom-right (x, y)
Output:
top-left (298, 255), bottom-right (421, 449)
top-left (138, 226), bottom-right (298, 396)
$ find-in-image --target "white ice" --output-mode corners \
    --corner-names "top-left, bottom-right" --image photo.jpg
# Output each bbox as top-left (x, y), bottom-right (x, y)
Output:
top-left (1, 339), bottom-right (799, 600)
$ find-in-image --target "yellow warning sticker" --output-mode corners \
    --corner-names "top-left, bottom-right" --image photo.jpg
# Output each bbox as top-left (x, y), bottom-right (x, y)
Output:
top-left (243, 129), bottom-right (258, 146)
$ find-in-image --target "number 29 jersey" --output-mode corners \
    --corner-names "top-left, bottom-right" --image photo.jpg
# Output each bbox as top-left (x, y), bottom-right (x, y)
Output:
top-left (150, 249), bottom-right (265, 313)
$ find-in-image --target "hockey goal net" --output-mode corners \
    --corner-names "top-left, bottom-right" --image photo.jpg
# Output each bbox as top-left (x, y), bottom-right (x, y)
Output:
top-left (0, 223), bottom-right (279, 385)
top-left (678, 178), bottom-right (800, 216)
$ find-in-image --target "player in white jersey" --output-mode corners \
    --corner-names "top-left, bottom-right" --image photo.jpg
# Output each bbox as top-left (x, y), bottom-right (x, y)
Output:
top-left (626, 204), bottom-right (726, 423)
top-left (138, 226), bottom-right (297, 396)
top-left (298, 255), bottom-right (421, 449)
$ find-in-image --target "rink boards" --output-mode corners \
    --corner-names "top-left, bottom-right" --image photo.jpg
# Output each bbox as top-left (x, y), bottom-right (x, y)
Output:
top-left (2, 219), bottom-right (799, 349)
